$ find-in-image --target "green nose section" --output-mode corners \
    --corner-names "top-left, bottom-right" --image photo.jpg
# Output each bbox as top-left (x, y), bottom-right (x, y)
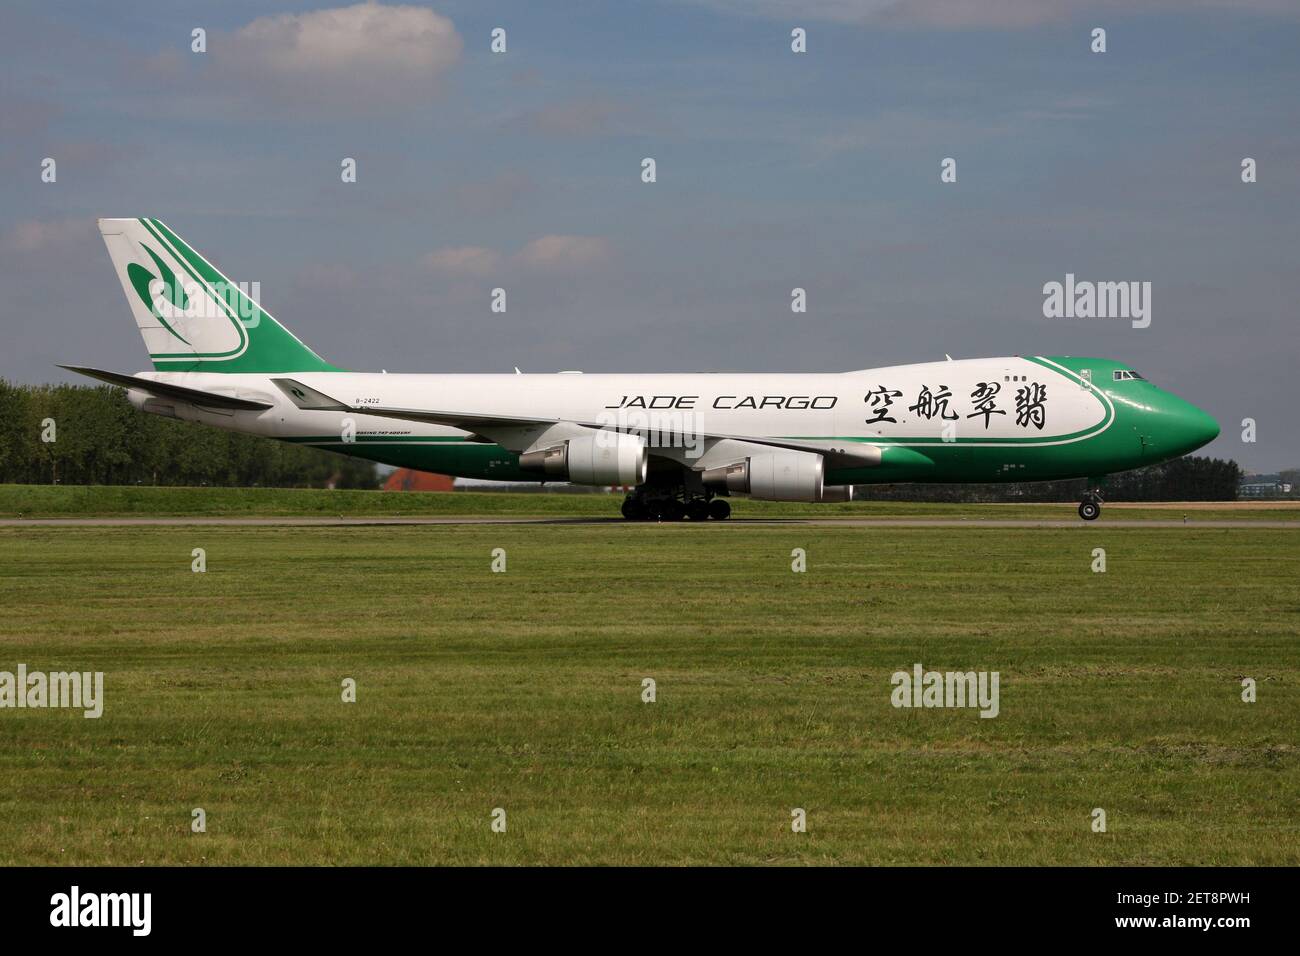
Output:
top-left (1158, 394), bottom-right (1220, 456)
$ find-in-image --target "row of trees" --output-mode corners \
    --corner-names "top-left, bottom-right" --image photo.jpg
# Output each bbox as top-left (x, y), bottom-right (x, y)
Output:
top-left (0, 380), bottom-right (377, 488)
top-left (858, 455), bottom-right (1242, 502)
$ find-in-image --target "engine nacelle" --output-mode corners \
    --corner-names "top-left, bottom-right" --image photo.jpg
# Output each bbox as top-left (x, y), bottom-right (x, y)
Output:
top-left (702, 449), bottom-right (827, 502)
top-left (519, 432), bottom-right (648, 486)
top-left (820, 483), bottom-right (854, 502)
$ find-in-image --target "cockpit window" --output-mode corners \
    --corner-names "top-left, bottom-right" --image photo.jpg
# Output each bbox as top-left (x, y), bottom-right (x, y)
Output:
top-left (1112, 370), bottom-right (1146, 381)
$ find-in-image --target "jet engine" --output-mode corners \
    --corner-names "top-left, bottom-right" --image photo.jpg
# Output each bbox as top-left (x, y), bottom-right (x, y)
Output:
top-left (820, 483), bottom-right (854, 502)
top-left (519, 431), bottom-right (648, 486)
top-left (702, 449), bottom-right (830, 502)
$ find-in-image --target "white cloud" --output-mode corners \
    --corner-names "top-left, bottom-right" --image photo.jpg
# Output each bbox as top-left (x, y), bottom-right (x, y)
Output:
top-left (423, 246), bottom-right (503, 276)
top-left (422, 236), bottom-right (612, 276)
top-left (5, 218), bottom-right (94, 253)
top-left (233, 3), bottom-right (459, 77)
top-left (215, 3), bottom-right (462, 105)
top-left (516, 235), bottom-right (611, 271)
top-left (681, 0), bottom-right (1299, 28)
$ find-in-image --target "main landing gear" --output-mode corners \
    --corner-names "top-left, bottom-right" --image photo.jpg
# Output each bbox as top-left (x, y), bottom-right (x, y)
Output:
top-left (1078, 488), bottom-right (1103, 521)
top-left (621, 488), bottom-right (730, 521)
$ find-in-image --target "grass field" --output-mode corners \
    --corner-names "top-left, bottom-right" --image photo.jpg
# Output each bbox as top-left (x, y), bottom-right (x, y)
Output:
top-left (1, 517), bottom-right (1297, 865)
top-left (2, 483), bottom-right (1298, 521)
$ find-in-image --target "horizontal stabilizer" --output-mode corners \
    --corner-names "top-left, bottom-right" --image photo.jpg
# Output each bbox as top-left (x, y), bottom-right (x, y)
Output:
top-left (60, 365), bottom-right (272, 411)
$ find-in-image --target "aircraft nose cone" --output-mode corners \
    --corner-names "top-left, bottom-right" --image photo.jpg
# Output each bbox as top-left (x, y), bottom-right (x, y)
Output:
top-left (1198, 407), bottom-right (1221, 445)
top-left (1165, 397), bottom-right (1219, 455)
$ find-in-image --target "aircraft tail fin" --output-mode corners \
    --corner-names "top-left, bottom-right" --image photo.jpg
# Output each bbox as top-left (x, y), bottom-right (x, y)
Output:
top-left (97, 218), bottom-right (342, 373)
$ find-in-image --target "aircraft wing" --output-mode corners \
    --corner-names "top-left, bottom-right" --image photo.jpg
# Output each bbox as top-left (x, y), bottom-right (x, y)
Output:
top-left (270, 377), bottom-right (885, 465)
top-left (60, 366), bottom-right (273, 411)
top-left (270, 378), bottom-right (565, 430)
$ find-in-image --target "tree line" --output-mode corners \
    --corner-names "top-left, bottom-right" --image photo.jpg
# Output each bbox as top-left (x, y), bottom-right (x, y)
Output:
top-left (858, 454), bottom-right (1242, 502)
top-left (0, 380), bottom-right (376, 488)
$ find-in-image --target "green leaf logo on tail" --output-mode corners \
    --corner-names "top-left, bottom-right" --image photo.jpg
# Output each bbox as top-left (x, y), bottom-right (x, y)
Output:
top-left (127, 243), bottom-right (191, 345)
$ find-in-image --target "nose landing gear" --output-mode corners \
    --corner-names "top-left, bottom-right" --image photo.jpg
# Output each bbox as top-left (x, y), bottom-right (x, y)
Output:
top-left (1078, 488), bottom-right (1103, 521)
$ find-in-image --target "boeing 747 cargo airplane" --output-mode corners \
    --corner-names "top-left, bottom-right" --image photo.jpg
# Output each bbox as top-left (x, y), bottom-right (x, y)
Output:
top-left (65, 219), bottom-right (1220, 521)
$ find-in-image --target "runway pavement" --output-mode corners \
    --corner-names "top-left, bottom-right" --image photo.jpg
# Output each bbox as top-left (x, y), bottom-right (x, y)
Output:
top-left (2, 517), bottom-right (1297, 529)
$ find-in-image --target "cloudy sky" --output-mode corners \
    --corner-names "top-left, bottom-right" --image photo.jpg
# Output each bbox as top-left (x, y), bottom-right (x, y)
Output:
top-left (2, 0), bottom-right (1297, 470)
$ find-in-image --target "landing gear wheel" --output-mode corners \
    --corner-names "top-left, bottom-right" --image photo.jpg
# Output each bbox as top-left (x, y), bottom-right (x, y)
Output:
top-left (708, 498), bottom-right (731, 521)
top-left (661, 499), bottom-right (686, 522)
top-left (621, 498), bottom-right (647, 521)
top-left (1078, 500), bottom-right (1101, 521)
top-left (686, 499), bottom-right (710, 522)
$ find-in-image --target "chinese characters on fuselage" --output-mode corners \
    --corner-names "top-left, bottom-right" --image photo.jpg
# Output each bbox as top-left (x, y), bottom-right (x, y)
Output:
top-left (864, 382), bottom-right (1048, 430)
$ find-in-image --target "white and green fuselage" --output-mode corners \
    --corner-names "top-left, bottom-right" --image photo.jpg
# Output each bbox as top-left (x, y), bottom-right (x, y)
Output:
top-left (72, 219), bottom-right (1220, 510)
